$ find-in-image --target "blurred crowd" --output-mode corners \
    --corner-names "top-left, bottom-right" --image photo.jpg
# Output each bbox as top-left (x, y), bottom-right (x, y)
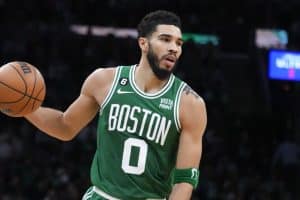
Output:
top-left (1, 0), bottom-right (300, 200)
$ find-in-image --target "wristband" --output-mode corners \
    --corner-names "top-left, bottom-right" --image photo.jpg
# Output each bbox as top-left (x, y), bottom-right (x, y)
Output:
top-left (172, 168), bottom-right (200, 189)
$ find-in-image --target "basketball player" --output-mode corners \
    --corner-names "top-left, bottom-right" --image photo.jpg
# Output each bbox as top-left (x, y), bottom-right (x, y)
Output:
top-left (21, 10), bottom-right (206, 199)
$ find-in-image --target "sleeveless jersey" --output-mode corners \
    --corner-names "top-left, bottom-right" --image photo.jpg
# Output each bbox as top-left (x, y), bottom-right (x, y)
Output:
top-left (90, 65), bottom-right (186, 200)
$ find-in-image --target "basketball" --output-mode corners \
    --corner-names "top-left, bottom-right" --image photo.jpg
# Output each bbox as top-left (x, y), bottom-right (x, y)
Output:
top-left (0, 61), bottom-right (46, 117)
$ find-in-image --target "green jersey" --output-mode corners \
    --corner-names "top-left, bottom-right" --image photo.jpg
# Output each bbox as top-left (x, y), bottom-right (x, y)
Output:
top-left (90, 65), bottom-right (186, 200)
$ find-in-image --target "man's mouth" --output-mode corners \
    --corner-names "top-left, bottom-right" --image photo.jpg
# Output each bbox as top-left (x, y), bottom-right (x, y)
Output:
top-left (164, 55), bottom-right (176, 63)
top-left (162, 55), bottom-right (176, 68)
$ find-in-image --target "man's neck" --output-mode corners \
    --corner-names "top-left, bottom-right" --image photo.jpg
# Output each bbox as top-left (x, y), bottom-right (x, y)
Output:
top-left (134, 63), bottom-right (170, 94)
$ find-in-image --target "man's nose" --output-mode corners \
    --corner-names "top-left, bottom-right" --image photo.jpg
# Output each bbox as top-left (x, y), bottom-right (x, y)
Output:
top-left (168, 42), bottom-right (178, 53)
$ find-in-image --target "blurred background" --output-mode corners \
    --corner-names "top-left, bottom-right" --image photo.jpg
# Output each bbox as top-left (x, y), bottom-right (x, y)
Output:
top-left (1, 0), bottom-right (300, 199)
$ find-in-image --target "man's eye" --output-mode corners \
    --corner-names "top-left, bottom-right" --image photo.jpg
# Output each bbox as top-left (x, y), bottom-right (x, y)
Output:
top-left (177, 41), bottom-right (183, 46)
top-left (161, 37), bottom-right (170, 42)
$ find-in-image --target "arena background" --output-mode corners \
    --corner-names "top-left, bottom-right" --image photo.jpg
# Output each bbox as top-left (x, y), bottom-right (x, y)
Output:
top-left (1, 0), bottom-right (300, 199)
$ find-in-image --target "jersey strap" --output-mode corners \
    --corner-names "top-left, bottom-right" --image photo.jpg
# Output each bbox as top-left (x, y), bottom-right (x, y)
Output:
top-left (100, 67), bottom-right (122, 112)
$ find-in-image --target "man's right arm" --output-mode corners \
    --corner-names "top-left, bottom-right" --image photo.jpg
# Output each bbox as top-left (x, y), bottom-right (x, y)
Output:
top-left (25, 68), bottom-right (114, 141)
top-left (25, 94), bottom-right (99, 141)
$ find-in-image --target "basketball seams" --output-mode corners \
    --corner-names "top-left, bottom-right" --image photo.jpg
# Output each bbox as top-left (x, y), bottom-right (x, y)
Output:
top-left (0, 61), bottom-right (45, 116)
top-left (15, 66), bottom-right (38, 114)
top-left (0, 64), bottom-right (43, 102)
top-left (29, 67), bottom-right (45, 102)
top-left (0, 80), bottom-right (26, 103)
top-left (9, 63), bottom-right (28, 95)
top-left (34, 87), bottom-right (44, 102)
top-left (30, 68), bottom-right (38, 111)
top-left (32, 68), bottom-right (45, 102)
top-left (28, 66), bottom-right (38, 112)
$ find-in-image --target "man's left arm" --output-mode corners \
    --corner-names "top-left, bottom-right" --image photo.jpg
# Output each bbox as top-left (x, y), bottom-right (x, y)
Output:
top-left (169, 85), bottom-right (207, 200)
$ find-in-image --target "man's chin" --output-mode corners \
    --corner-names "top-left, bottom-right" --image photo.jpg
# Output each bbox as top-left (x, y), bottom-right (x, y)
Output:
top-left (154, 69), bottom-right (172, 80)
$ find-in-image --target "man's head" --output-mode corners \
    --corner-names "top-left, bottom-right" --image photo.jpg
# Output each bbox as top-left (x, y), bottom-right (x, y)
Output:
top-left (137, 10), bottom-right (183, 80)
top-left (137, 10), bottom-right (182, 38)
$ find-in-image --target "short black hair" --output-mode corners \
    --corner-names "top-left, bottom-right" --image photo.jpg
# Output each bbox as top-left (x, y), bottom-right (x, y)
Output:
top-left (137, 10), bottom-right (182, 38)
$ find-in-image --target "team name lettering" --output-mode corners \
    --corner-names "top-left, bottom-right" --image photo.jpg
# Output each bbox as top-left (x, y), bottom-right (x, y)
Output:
top-left (108, 104), bottom-right (171, 146)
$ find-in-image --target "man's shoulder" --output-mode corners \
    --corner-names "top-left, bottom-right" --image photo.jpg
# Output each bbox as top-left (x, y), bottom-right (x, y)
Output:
top-left (94, 66), bottom-right (122, 77)
top-left (180, 84), bottom-right (205, 110)
top-left (95, 65), bottom-right (134, 73)
top-left (88, 67), bottom-right (118, 87)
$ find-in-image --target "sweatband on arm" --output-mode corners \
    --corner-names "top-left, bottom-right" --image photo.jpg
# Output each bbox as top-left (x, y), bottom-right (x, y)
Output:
top-left (172, 168), bottom-right (200, 189)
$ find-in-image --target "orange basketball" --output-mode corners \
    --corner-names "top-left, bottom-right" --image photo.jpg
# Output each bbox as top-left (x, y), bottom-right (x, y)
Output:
top-left (0, 61), bottom-right (46, 117)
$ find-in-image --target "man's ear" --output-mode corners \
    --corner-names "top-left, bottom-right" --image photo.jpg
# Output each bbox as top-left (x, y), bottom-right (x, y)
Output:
top-left (138, 37), bottom-right (148, 52)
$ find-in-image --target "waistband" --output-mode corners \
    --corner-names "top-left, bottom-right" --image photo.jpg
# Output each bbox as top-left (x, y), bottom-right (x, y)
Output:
top-left (92, 186), bottom-right (166, 200)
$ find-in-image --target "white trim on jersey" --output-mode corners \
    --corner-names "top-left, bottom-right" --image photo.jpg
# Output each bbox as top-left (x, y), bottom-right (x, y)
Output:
top-left (174, 82), bottom-right (186, 132)
top-left (99, 67), bottom-right (122, 113)
top-left (92, 186), bottom-right (120, 200)
top-left (129, 65), bottom-right (175, 99)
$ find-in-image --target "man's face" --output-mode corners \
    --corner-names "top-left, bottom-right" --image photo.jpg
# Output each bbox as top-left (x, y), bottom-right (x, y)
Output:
top-left (146, 25), bottom-right (183, 80)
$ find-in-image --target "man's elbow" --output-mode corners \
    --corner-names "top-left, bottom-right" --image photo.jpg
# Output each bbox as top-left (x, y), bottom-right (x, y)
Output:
top-left (49, 128), bottom-right (78, 142)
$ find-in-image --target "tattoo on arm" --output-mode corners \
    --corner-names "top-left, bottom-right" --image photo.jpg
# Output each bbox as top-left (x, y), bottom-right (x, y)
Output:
top-left (183, 85), bottom-right (199, 99)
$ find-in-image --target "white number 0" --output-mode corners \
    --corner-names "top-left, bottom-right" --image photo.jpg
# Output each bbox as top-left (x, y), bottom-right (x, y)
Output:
top-left (121, 138), bottom-right (148, 175)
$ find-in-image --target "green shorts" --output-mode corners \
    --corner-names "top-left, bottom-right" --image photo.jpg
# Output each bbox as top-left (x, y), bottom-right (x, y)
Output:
top-left (82, 186), bottom-right (107, 200)
top-left (82, 186), bottom-right (166, 200)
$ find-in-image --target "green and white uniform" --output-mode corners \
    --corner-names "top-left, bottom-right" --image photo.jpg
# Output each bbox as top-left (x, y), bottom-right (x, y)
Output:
top-left (85, 65), bottom-right (186, 200)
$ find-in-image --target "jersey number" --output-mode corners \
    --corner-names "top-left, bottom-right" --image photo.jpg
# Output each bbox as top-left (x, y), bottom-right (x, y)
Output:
top-left (121, 138), bottom-right (148, 175)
